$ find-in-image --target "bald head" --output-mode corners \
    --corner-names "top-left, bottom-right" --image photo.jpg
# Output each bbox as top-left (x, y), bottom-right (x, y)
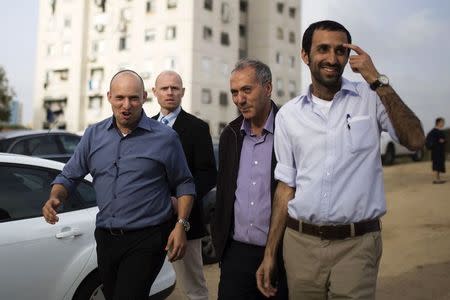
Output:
top-left (153, 70), bottom-right (185, 115)
top-left (110, 69), bottom-right (145, 93)
top-left (154, 70), bottom-right (183, 88)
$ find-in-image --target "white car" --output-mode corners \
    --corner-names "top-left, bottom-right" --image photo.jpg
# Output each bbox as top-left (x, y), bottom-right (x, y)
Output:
top-left (380, 132), bottom-right (424, 165)
top-left (0, 153), bottom-right (175, 300)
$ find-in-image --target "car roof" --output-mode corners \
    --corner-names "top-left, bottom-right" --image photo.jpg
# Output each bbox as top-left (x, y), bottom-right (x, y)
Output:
top-left (0, 152), bottom-right (66, 170)
top-left (0, 130), bottom-right (80, 140)
top-left (0, 152), bottom-right (93, 181)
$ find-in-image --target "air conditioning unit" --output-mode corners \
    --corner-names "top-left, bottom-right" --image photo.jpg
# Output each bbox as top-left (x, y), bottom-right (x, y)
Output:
top-left (95, 24), bottom-right (105, 32)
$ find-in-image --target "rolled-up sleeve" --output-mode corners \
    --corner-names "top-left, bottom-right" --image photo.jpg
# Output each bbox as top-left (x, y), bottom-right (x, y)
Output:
top-left (274, 111), bottom-right (297, 187)
top-left (165, 132), bottom-right (196, 197)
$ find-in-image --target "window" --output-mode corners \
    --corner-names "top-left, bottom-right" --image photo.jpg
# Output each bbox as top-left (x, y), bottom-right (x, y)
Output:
top-left (276, 78), bottom-right (284, 97)
top-left (203, 26), bottom-right (213, 41)
top-left (277, 27), bottom-right (284, 40)
top-left (220, 62), bottom-right (229, 75)
top-left (289, 7), bottom-right (296, 18)
top-left (58, 134), bottom-right (81, 154)
top-left (289, 32), bottom-right (296, 44)
top-left (94, 0), bottom-right (106, 13)
top-left (204, 0), bottom-right (213, 11)
top-left (146, 0), bottom-right (154, 13)
top-left (240, 0), bottom-right (247, 12)
top-left (92, 39), bottom-right (105, 54)
top-left (164, 57), bottom-right (177, 69)
top-left (201, 57), bottom-right (212, 72)
top-left (0, 165), bottom-right (96, 222)
top-left (89, 68), bottom-right (104, 91)
top-left (119, 36), bottom-right (128, 50)
top-left (47, 44), bottom-right (56, 56)
top-left (239, 49), bottom-right (247, 59)
top-left (276, 52), bottom-right (283, 64)
top-left (288, 81), bottom-right (297, 98)
top-left (201, 89), bottom-right (212, 104)
top-left (221, 2), bottom-right (230, 23)
top-left (63, 16), bottom-right (71, 28)
top-left (120, 7), bottom-right (132, 22)
top-left (10, 136), bottom-right (59, 156)
top-left (290, 56), bottom-right (295, 68)
top-left (144, 28), bottom-right (156, 42)
top-left (221, 32), bottom-right (230, 46)
top-left (219, 92), bottom-right (228, 106)
top-left (88, 95), bottom-right (103, 110)
top-left (62, 42), bottom-right (71, 56)
top-left (167, 0), bottom-right (177, 9)
top-left (55, 69), bottom-right (69, 81)
top-left (276, 2), bottom-right (284, 14)
top-left (239, 25), bottom-right (246, 38)
top-left (165, 26), bottom-right (177, 40)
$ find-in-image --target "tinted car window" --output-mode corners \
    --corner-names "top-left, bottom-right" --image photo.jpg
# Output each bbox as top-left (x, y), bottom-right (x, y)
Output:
top-left (10, 136), bottom-right (60, 156)
top-left (0, 164), bottom-right (96, 222)
top-left (58, 134), bottom-right (81, 154)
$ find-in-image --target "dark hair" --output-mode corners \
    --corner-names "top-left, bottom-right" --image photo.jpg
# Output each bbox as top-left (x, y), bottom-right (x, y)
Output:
top-left (109, 69), bottom-right (145, 92)
top-left (232, 58), bottom-right (272, 86)
top-left (436, 117), bottom-right (445, 125)
top-left (302, 20), bottom-right (352, 55)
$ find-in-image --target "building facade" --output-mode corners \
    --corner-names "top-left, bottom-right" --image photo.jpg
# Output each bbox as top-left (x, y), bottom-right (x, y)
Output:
top-left (34, 0), bottom-right (301, 137)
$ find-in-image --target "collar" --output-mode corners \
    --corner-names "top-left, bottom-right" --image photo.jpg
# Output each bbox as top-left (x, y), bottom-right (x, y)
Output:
top-left (107, 110), bottom-right (152, 132)
top-left (297, 77), bottom-right (359, 104)
top-left (158, 105), bottom-right (182, 123)
top-left (240, 104), bottom-right (275, 136)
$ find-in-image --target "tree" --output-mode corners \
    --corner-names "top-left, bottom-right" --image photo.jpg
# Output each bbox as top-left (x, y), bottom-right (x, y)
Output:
top-left (0, 66), bottom-right (15, 122)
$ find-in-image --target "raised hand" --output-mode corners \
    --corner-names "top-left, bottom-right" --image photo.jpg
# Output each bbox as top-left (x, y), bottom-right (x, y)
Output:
top-left (343, 43), bottom-right (379, 84)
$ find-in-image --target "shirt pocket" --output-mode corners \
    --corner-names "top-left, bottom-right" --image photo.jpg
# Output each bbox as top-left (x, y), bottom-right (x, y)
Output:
top-left (348, 115), bottom-right (377, 153)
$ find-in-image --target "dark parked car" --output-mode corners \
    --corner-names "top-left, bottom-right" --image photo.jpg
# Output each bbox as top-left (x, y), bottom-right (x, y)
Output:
top-left (0, 130), bottom-right (81, 163)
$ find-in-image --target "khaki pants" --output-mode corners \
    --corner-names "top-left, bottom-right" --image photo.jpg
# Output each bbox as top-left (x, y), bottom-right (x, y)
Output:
top-left (172, 238), bottom-right (209, 300)
top-left (283, 227), bottom-right (382, 300)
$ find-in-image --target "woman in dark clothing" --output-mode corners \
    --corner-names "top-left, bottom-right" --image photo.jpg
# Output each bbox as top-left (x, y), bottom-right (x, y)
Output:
top-left (426, 117), bottom-right (446, 184)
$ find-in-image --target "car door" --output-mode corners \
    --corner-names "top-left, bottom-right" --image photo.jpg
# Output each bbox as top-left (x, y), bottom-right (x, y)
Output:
top-left (0, 163), bottom-right (97, 300)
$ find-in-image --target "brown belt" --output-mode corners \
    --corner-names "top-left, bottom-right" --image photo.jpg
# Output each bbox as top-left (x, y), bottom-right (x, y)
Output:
top-left (287, 216), bottom-right (380, 240)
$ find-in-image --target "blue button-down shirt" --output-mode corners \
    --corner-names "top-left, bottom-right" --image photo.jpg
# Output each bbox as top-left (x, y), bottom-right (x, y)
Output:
top-left (233, 107), bottom-right (274, 246)
top-left (53, 112), bottom-right (195, 229)
top-left (275, 78), bottom-right (397, 225)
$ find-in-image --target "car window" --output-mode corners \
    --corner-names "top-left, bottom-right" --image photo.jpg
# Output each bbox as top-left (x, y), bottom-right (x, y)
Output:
top-left (58, 134), bottom-right (81, 154)
top-left (0, 164), bottom-right (96, 222)
top-left (10, 136), bottom-right (60, 156)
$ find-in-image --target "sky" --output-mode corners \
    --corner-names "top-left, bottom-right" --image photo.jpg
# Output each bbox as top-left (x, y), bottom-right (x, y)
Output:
top-left (0, 0), bottom-right (449, 132)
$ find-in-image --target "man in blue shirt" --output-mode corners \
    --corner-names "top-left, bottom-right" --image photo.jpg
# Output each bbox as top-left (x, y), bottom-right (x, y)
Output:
top-left (42, 70), bottom-right (195, 300)
top-left (257, 20), bottom-right (425, 299)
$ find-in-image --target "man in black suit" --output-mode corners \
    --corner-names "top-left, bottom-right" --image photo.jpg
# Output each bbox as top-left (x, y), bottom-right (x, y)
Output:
top-left (152, 70), bottom-right (217, 300)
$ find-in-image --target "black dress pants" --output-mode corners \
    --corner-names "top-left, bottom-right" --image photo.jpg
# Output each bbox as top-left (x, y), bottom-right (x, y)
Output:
top-left (94, 221), bottom-right (171, 300)
top-left (218, 240), bottom-right (288, 300)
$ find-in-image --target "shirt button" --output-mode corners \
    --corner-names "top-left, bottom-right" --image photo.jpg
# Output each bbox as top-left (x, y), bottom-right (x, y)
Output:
top-left (250, 201), bottom-right (254, 206)
top-left (250, 223), bottom-right (253, 227)
top-left (327, 172), bottom-right (330, 176)
top-left (252, 181), bottom-right (256, 185)
top-left (323, 193), bottom-right (327, 198)
top-left (254, 161), bottom-right (258, 165)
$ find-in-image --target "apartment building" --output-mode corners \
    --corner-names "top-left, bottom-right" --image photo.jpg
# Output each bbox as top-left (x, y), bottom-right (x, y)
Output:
top-left (33, 0), bottom-right (301, 137)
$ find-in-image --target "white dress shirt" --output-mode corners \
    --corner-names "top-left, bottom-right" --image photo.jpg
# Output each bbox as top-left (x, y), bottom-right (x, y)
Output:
top-left (274, 78), bottom-right (398, 225)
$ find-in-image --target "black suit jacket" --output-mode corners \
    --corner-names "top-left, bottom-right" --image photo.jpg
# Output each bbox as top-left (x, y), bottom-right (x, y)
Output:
top-left (152, 109), bottom-right (217, 239)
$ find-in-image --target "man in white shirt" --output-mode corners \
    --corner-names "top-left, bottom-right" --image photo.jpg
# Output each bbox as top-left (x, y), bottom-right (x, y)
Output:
top-left (257, 20), bottom-right (425, 300)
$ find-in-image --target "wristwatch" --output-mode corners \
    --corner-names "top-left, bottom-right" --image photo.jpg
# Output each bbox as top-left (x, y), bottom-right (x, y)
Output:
top-left (370, 74), bottom-right (389, 91)
top-left (177, 218), bottom-right (190, 232)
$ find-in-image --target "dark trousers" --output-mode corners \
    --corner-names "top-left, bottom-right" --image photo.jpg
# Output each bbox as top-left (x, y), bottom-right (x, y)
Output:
top-left (94, 222), bottom-right (171, 300)
top-left (218, 240), bottom-right (288, 300)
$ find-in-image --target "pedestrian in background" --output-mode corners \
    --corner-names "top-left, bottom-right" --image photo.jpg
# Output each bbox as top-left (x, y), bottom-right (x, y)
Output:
top-left (426, 117), bottom-right (446, 184)
top-left (152, 70), bottom-right (217, 300)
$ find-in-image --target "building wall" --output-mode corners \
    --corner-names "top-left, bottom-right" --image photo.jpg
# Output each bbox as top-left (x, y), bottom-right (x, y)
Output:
top-left (34, 0), bottom-right (301, 137)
